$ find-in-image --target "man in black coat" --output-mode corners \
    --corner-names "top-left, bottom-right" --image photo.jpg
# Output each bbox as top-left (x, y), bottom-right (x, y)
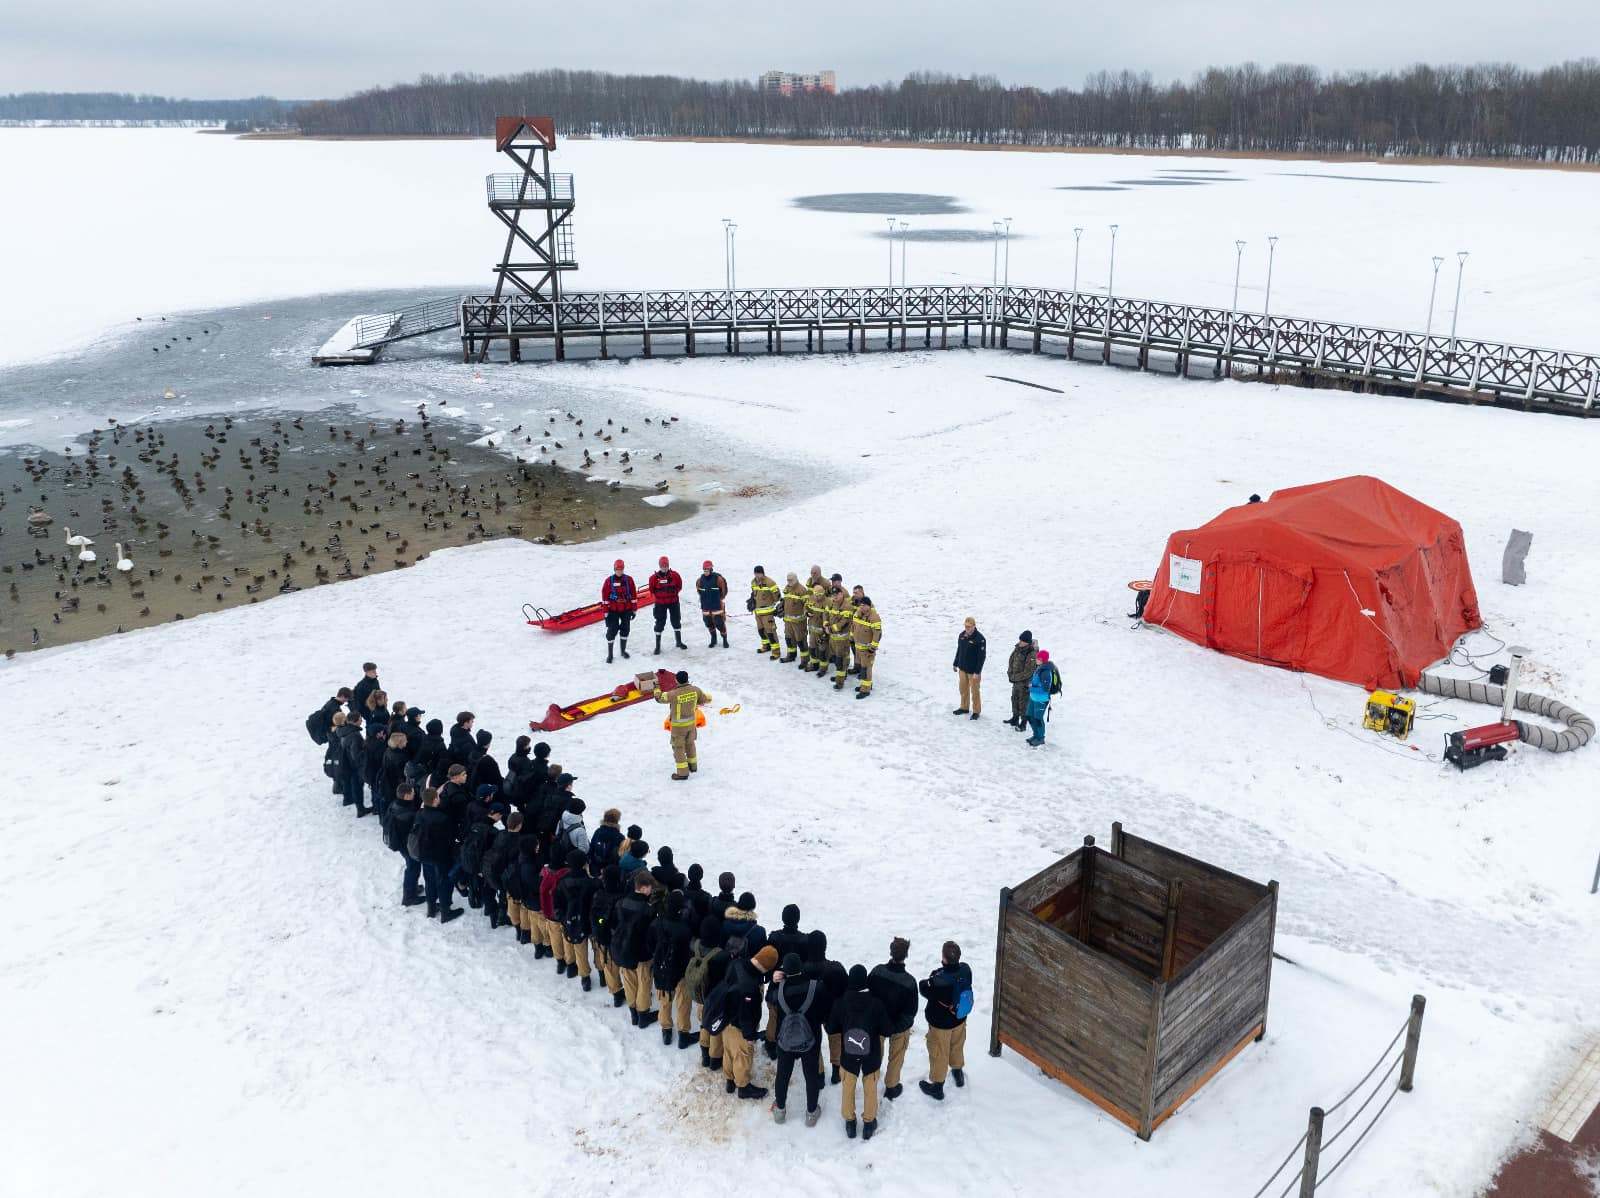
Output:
top-left (350, 663), bottom-right (379, 722)
top-left (690, 913), bottom-right (731, 1069)
top-left (649, 845), bottom-right (686, 893)
top-left (720, 944), bottom-right (775, 1100)
top-left (382, 781), bottom-right (424, 907)
top-left (309, 689), bottom-right (350, 749)
top-left (808, 929), bottom-right (851, 1084)
top-left (438, 764), bottom-right (473, 842)
top-left (589, 865), bottom-right (627, 1006)
top-left (763, 904), bottom-right (810, 1058)
top-left (867, 936), bottom-right (920, 1099)
top-left (648, 892), bottom-right (696, 1047)
top-left (769, 953), bottom-right (830, 1125)
top-left (829, 964), bottom-right (891, 1139)
top-left (468, 729), bottom-right (502, 795)
top-left (952, 616), bottom-right (987, 720)
top-left (335, 712), bottom-right (370, 817)
top-left (447, 712), bottom-right (477, 771)
top-left (553, 850), bottom-right (598, 991)
top-left (412, 789), bottom-right (463, 923)
top-left (482, 811), bottom-right (524, 930)
top-left (416, 719), bottom-right (448, 786)
top-left (918, 941), bottom-right (975, 1100)
top-left (611, 870), bottom-right (658, 1027)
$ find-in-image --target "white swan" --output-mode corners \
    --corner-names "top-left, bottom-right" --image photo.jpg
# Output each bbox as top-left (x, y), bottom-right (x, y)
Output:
top-left (115, 543), bottom-right (134, 573)
top-left (63, 526), bottom-right (94, 548)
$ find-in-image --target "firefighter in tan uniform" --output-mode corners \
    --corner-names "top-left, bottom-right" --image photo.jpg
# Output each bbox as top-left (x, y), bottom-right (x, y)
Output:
top-left (803, 579), bottom-right (831, 673)
top-left (851, 593), bottom-right (882, 699)
top-left (749, 566), bottom-right (782, 660)
top-left (780, 573), bottom-right (809, 664)
top-left (654, 670), bottom-right (711, 780)
top-left (825, 574), bottom-right (855, 689)
top-left (805, 564), bottom-right (827, 595)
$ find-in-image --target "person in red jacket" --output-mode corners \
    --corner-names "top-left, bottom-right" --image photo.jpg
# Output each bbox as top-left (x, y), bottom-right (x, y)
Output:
top-left (601, 559), bottom-right (638, 663)
top-left (539, 857), bottom-right (571, 976)
top-left (649, 556), bottom-right (686, 655)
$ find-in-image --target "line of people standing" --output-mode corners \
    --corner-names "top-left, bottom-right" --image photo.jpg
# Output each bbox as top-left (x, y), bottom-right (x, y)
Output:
top-left (949, 623), bottom-right (1063, 747)
top-left (304, 661), bottom-right (972, 1139)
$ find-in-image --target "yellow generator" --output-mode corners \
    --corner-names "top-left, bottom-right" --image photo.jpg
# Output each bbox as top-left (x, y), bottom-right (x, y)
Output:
top-left (1363, 690), bottom-right (1416, 740)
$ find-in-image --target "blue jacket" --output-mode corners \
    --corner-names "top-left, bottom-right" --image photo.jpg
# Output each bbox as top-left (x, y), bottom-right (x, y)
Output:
top-left (1028, 662), bottom-right (1057, 706)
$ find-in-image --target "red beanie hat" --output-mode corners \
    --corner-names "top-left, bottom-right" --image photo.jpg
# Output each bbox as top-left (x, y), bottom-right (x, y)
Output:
top-left (1037, 649), bottom-right (1050, 663)
top-left (659, 556), bottom-right (670, 568)
top-left (702, 559), bottom-right (713, 570)
top-left (613, 559), bottom-right (625, 571)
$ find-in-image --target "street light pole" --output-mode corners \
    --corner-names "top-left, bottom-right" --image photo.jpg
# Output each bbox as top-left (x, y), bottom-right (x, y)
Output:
top-left (1425, 256), bottom-right (1444, 336)
top-left (729, 223), bottom-right (737, 291)
top-left (721, 218), bottom-right (733, 290)
top-left (898, 220), bottom-right (909, 285)
top-left (1232, 240), bottom-right (1246, 312)
top-left (992, 222), bottom-right (1002, 285)
top-left (1072, 226), bottom-right (1083, 294)
top-left (1002, 217), bottom-right (1013, 288)
top-left (1264, 236), bottom-right (1278, 315)
top-left (886, 218), bottom-right (895, 287)
top-left (1449, 251), bottom-right (1469, 351)
top-left (1108, 224), bottom-right (1119, 297)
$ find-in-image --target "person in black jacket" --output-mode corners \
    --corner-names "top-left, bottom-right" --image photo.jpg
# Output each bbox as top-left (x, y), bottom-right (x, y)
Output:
top-left (689, 914), bottom-right (730, 1070)
top-left (379, 730), bottom-right (410, 817)
top-left (769, 953), bottom-right (829, 1126)
top-left (952, 616), bottom-right (987, 720)
top-left (649, 845), bottom-right (685, 892)
top-left (808, 929), bottom-right (851, 1084)
top-left (763, 904), bottom-right (810, 1058)
top-left (402, 706), bottom-right (426, 756)
top-left (918, 941), bottom-right (974, 1100)
top-left (648, 892), bottom-right (696, 1048)
top-left (867, 936), bottom-right (920, 1099)
top-left (350, 663), bottom-right (379, 722)
top-left (611, 870), bottom-right (658, 1027)
top-left (553, 849), bottom-right (598, 991)
top-left (447, 711), bottom-right (476, 771)
top-left (682, 863), bottom-right (711, 926)
top-left (362, 720), bottom-right (387, 801)
top-left (382, 781), bottom-right (424, 908)
top-left (412, 788), bottom-right (462, 923)
top-left (309, 689), bottom-right (350, 752)
top-left (509, 837), bottom-right (543, 947)
top-left (588, 807), bottom-right (624, 873)
top-left (589, 865), bottom-right (627, 1006)
top-left (415, 718), bottom-right (447, 786)
top-left (829, 964), bottom-right (890, 1140)
top-left (438, 764), bottom-right (472, 843)
top-left (468, 729), bottom-right (501, 794)
top-left (721, 944), bottom-right (776, 1099)
top-left (504, 736), bottom-right (535, 801)
top-left (335, 711), bottom-right (370, 817)
top-left (482, 811), bottom-right (524, 930)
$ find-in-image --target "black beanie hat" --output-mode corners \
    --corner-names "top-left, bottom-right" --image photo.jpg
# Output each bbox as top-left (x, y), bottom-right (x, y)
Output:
top-left (780, 952), bottom-right (803, 974)
top-left (534, 741), bottom-right (551, 757)
top-left (1019, 629), bottom-right (1032, 642)
top-left (687, 863), bottom-right (704, 882)
top-left (426, 718), bottom-right (443, 735)
top-left (782, 903), bottom-right (800, 928)
top-left (476, 728), bottom-right (492, 746)
top-left (516, 735), bottom-right (531, 752)
top-left (848, 964), bottom-right (869, 988)
top-left (807, 929), bottom-right (828, 960)
top-left (626, 824), bottom-right (643, 840)
top-left (566, 848), bottom-right (587, 870)
top-left (737, 891), bottom-right (756, 911)
top-left (699, 914), bottom-right (723, 943)
top-left (666, 892), bottom-right (684, 916)
top-left (657, 846), bottom-right (674, 866)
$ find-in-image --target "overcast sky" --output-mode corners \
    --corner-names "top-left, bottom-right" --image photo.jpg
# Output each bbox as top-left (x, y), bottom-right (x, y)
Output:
top-left (4, 0), bottom-right (1596, 97)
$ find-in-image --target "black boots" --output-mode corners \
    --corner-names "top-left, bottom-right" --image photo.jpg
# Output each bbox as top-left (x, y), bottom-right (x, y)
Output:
top-left (737, 1083), bottom-right (768, 1100)
top-left (402, 893), bottom-right (425, 907)
top-left (862, 1119), bottom-right (877, 1140)
top-left (845, 1119), bottom-right (857, 1139)
top-left (882, 1084), bottom-right (903, 1100)
top-left (661, 1028), bottom-right (673, 1046)
top-left (952, 1067), bottom-right (966, 1087)
top-left (619, 640), bottom-right (630, 659)
top-left (674, 631), bottom-right (686, 649)
top-left (606, 641), bottom-right (615, 663)
top-left (678, 1032), bottom-right (697, 1050)
top-left (919, 1079), bottom-right (945, 1101)
top-left (636, 1009), bottom-right (658, 1028)
top-left (581, 976), bottom-right (592, 992)
top-left (612, 990), bottom-right (627, 1008)
top-left (764, 1039), bottom-right (779, 1061)
top-left (830, 1065), bottom-right (841, 1085)
top-left (953, 707), bottom-right (969, 715)
top-left (707, 628), bottom-right (717, 647)
top-left (654, 634), bottom-right (662, 655)
top-left (700, 1047), bottom-right (713, 1068)
top-left (440, 908), bottom-right (464, 925)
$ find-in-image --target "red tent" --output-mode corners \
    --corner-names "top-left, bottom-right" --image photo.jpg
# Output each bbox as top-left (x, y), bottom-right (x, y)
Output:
top-left (1142, 476), bottom-right (1481, 689)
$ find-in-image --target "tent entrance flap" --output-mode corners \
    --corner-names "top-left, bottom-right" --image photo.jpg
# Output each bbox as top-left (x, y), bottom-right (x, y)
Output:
top-left (1205, 561), bottom-right (1311, 667)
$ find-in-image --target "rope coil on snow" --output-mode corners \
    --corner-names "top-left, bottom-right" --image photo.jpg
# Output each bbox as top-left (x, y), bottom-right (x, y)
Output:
top-left (1417, 672), bottom-right (1595, 753)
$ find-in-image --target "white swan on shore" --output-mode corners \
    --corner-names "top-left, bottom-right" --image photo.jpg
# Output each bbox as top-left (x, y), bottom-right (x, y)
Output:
top-left (115, 543), bottom-right (134, 573)
top-left (64, 527), bottom-right (97, 562)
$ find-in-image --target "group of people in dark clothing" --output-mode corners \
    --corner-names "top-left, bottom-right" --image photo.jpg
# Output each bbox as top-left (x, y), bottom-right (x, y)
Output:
top-left (306, 661), bottom-right (976, 1138)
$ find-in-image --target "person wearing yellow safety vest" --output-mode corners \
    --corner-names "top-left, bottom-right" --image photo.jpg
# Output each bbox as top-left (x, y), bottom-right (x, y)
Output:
top-left (780, 573), bottom-right (809, 664)
top-left (803, 579), bottom-right (831, 673)
top-left (748, 566), bottom-right (782, 661)
top-left (825, 574), bottom-right (855, 690)
top-left (851, 593), bottom-right (882, 699)
top-left (654, 670), bottom-right (712, 781)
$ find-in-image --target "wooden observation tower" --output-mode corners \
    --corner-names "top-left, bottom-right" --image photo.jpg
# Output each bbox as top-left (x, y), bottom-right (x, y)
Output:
top-left (485, 116), bottom-right (577, 358)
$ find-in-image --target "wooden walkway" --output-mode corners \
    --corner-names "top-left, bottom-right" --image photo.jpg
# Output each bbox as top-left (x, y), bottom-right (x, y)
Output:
top-left (452, 285), bottom-right (1599, 415)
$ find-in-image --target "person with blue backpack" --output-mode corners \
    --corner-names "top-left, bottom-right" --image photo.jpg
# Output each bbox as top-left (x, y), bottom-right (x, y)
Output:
top-left (918, 941), bottom-right (974, 1100)
top-left (1025, 648), bottom-right (1062, 747)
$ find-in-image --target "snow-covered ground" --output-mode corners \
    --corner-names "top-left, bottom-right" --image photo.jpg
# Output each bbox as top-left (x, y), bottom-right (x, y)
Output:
top-left (2, 130), bottom-right (1599, 1197)
top-left (3, 128), bottom-right (1600, 373)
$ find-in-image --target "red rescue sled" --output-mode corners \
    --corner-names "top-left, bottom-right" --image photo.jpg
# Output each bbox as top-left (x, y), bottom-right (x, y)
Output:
top-left (530, 668), bottom-right (678, 733)
top-left (523, 584), bottom-right (655, 633)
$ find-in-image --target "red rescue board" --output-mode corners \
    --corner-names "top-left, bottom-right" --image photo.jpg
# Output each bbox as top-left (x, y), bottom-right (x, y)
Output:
top-left (522, 585), bottom-right (656, 633)
top-left (530, 668), bottom-right (679, 733)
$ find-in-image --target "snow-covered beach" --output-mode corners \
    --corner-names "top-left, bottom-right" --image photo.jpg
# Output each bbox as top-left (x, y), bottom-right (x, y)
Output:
top-left (1, 129), bottom-right (1597, 1197)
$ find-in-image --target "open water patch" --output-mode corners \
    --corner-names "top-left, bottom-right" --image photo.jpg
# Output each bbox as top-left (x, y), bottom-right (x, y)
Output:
top-left (871, 228), bottom-right (1026, 243)
top-left (1277, 172), bottom-right (1437, 185)
top-left (792, 192), bottom-right (968, 215)
top-left (1056, 185), bottom-right (1130, 192)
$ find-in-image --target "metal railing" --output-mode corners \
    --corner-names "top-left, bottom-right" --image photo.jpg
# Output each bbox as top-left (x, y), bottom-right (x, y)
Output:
top-left (454, 284), bottom-right (1599, 410)
top-left (350, 295), bottom-right (462, 348)
top-left (484, 172), bottom-right (575, 205)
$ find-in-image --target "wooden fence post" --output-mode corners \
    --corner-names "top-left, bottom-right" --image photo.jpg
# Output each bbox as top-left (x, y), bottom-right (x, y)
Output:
top-left (989, 887), bottom-right (1012, 1057)
top-left (1258, 880), bottom-right (1280, 1041)
top-left (1076, 835), bottom-right (1097, 943)
top-left (1159, 880), bottom-right (1183, 981)
top-left (1399, 994), bottom-right (1426, 1092)
top-left (1137, 977), bottom-right (1166, 1140)
top-left (1299, 1108), bottom-right (1325, 1198)
top-left (1111, 820), bottom-right (1124, 858)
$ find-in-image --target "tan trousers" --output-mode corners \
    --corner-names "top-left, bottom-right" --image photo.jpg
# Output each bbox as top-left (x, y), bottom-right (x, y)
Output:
top-left (698, 1002), bottom-right (723, 1056)
top-left (826, 1031), bottom-right (841, 1075)
top-left (657, 981), bottom-right (692, 1033)
top-left (529, 912), bottom-right (549, 946)
top-left (669, 726), bottom-right (697, 778)
top-left (597, 946), bottom-right (622, 995)
top-left (507, 897), bottom-right (526, 930)
top-left (841, 1069), bottom-right (880, 1122)
top-left (568, 935), bottom-right (591, 978)
top-left (547, 919), bottom-right (568, 962)
top-left (623, 963), bottom-right (654, 1013)
top-left (926, 1023), bottom-right (968, 1084)
top-left (830, 635), bottom-right (851, 680)
top-left (958, 669), bottom-right (981, 713)
top-left (722, 1026), bottom-right (753, 1087)
top-left (884, 1031), bottom-right (910, 1089)
top-left (855, 646), bottom-right (877, 690)
top-left (783, 618), bottom-right (805, 654)
top-left (755, 611), bottom-right (778, 650)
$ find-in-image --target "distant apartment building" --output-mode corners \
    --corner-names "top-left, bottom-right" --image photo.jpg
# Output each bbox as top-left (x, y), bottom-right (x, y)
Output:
top-left (758, 70), bottom-right (838, 97)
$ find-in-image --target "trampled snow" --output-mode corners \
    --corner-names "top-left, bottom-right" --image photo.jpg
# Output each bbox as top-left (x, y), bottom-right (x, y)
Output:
top-left (1, 130), bottom-right (1598, 1198)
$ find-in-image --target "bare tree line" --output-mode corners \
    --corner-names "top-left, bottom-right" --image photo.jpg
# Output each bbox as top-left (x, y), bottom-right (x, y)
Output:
top-left (0, 92), bottom-right (295, 126)
top-left (290, 62), bottom-right (1600, 162)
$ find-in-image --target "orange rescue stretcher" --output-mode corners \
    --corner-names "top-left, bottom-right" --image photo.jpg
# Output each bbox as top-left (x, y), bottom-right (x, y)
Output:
top-left (522, 583), bottom-right (656, 634)
top-left (530, 668), bottom-right (679, 733)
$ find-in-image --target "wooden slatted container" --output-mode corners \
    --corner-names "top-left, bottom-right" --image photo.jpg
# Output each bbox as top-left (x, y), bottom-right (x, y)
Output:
top-left (989, 823), bottom-right (1278, 1138)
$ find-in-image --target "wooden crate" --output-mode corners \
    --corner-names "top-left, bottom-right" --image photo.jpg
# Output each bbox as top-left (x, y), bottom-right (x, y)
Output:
top-left (989, 822), bottom-right (1278, 1138)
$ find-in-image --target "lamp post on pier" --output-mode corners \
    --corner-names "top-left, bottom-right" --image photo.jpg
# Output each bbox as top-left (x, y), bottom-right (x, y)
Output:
top-left (1232, 240), bottom-right (1246, 313)
top-left (1107, 224), bottom-right (1119, 298)
top-left (1264, 236), bottom-right (1278, 315)
top-left (1072, 226), bottom-right (1083, 294)
top-left (1002, 217), bottom-right (1013, 287)
top-left (1448, 251), bottom-right (1469, 353)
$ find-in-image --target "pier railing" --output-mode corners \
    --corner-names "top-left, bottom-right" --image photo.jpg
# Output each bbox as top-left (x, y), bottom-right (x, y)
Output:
top-left (451, 284), bottom-right (1598, 411)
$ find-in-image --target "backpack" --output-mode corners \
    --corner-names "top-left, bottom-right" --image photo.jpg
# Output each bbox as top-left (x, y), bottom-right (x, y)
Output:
top-left (405, 824), bottom-right (423, 861)
top-left (842, 1025), bottom-right (872, 1059)
top-left (775, 981), bottom-right (818, 1054)
top-left (954, 981), bottom-right (975, 1020)
top-left (562, 889), bottom-right (589, 943)
top-left (380, 806), bottom-right (403, 852)
top-left (684, 946), bottom-right (721, 1003)
top-left (702, 979), bottom-right (732, 1035)
top-left (306, 708), bottom-right (329, 746)
top-left (459, 823), bottom-right (493, 877)
top-left (1047, 663), bottom-right (1063, 696)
